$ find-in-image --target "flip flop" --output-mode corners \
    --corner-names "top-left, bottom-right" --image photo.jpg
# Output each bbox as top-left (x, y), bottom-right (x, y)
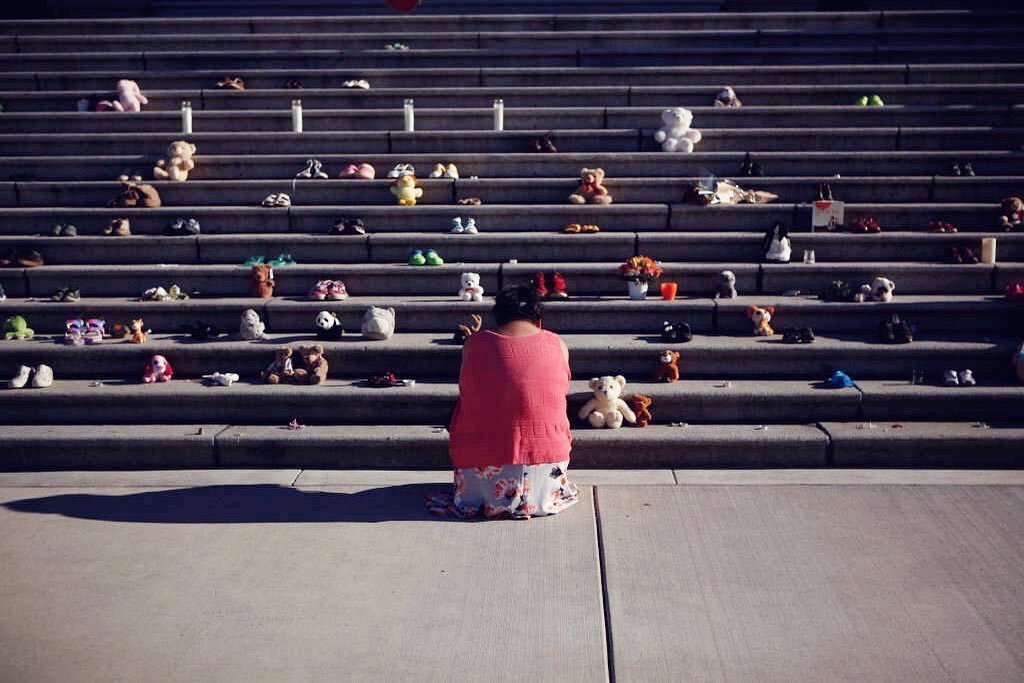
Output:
top-left (243, 255), bottom-right (266, 266)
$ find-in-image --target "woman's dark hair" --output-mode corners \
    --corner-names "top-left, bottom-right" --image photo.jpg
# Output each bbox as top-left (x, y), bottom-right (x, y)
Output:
top-left (493, 284), bottom-right (543, 326)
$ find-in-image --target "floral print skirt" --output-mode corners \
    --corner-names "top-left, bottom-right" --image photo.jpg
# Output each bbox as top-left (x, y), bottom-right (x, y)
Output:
top-left (425, 460), bottom-right (580, 520)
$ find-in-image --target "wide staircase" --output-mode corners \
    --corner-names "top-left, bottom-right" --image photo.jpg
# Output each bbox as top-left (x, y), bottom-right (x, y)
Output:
top-left (1, 4), bottom-right (1022, 470)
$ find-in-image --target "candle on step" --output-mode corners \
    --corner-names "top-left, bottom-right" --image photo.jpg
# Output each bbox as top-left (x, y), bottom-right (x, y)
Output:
top-left (493, 98), bottom-right (504, 132)
top-left (291, 99), bottom-right (303, 133)
top-left (981, 237), bottom-right (997, 264)
top-left (403, 99), bottom-right (415, 132)
top-left (181, 101), bottom-right (192, 135)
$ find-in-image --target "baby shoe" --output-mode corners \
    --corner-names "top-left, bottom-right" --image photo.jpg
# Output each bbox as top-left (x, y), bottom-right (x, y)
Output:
top-left (8, 365), bottom-right (31, 389)
top-left (309, 280), bottom-right (330, 300)
top-left (854, 95), bottom-right (869, 106)
top-left (339, 164), bottom-right (360, 178)
top-left (429, 163), bottom-right (447, 179)
top-left (444, 163), bottom-right (459, 179)
top-left (355, 163), bottom-right (375, 180)
top-left (65, 319), bottom-right (85, 346)
top-left (463, 218), bottom-right (478, 234)
top-left (326, 280), bottom-right (349, 300)
top-left (943, 369), bottom-right (959, 386)
top-left (958, 369), bottom-right (976, 386)
top-left (388, 163), bottom-right (415, 178)
top-left (530, 271), bottom-right (548, 298)
top-left (548, 271), bottom-right (569, 298)
top-left (868, 94), bottom-right (885, 106)
top-left (268, 253), bottom-right (297, 267)
top-left (30, 364), bottom-right (54, 388)
top-left (423, 248), bottom-right (444, 266)
top-left (340, 217), bottom-right (367, 235)
top-left (312, 160), bottom-right (329, 179)
top-left (450, 217), bottom-right (465, 234)
top-left (781, 327), bottom-right (801, 344)
top-left (408, 249), bottom-right (426, 266)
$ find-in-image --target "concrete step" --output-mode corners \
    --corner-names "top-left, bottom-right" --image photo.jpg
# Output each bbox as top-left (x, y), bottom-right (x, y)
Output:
top-left (4, 152), bottom-right (1020, 182)
top-left (0, 331), bottom-right (1016, 381)
top-left (6, 64), bottom-right (1021, 92)
top-left (10, 177), bottom-right (1022, 208)
top-left (819, 421), bottom-right (1024, 467)
top-left (1, 128), bottom-right (1017, 156)
top-left (1, 293), bottom-right (1016, 337)
top-left (3, 104), bottom-right (1019, 134)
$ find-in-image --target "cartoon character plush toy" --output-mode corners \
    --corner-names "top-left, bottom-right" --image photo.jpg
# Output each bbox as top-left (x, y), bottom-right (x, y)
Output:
top-left (143, 355), bottom-right (173, 383)
top-left (153, 140), bottom-right (197, 182)
top-left (239, 308), bottom-right (269, 340)
top-left (999, 197), bottom-right (1023, 231)
top-left (291, 344), bottom-right (328, 385)
top-left (568, 168), bottom-right (612, 205)
top-left (458, 272), bottom-right (485, 302)
top-left (251, 264), bottom-right (275, 298)
top-left (653, 350), bottom-right (680, 383)
top-left (762, 222), bottom-right (791, 263)
top-left (714, 270), bottom-right (738, 299)
top-left (453, 314), bottom-right (482, 344)
top-left (391, 173), bottom-right (423, 206)
top-left (313, 310), bottom-right (344, 340)
top-left (115, 79), bottom-right (148, 112)
top-left (362, 306), bottom-right (396, 340)
top-left (714, 86), bottom-right (742, 108)
top-left (262, 346), bottom-right (294, 384)
top-left (578, 375), bottom-right (637, 429)
top-left (127, 317), bottom-right (149, 344)
top-left (3, 315), bottom-right (33, 340)
top-left (854, 276), bottom-right (896, 303)
top-left (653, 107), bottom-right (702, 153)
top-left (630, 394), bottom-right (653, 428)
top-left (109, 176), bottom-right (161, 208)
top-left (746, 305), bottom-right (775, 336)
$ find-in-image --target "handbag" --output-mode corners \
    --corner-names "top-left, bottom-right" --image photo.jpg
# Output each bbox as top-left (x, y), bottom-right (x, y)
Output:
top-left (811, 183), bottom-right (844, 232)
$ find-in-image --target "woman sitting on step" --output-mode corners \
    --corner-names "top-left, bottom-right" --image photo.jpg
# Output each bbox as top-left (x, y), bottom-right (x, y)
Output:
top-left (426, 284), bottom-right (580, 519)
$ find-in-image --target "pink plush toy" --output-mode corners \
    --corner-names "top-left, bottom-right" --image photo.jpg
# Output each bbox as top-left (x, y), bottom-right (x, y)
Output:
top-left (97, 80), bottom-right (149, 112)
top-left (143, 355), bottom-right (173, 383)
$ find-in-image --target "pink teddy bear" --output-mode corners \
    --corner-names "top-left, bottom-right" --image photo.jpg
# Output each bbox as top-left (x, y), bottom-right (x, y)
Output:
top-left (96, 80), bottom-right (148, 112)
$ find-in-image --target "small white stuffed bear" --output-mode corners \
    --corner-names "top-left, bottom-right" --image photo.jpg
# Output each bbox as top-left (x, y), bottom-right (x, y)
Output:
top-left (458, 272), bottom-right (485, 302)
top-left (578, 375), bottom-right (637, 429)
top-left (653, 107), bottom-right (702, 153)
top-left (362, 306), bottom-right (396, 340)
top-left (239, 308), bottom-right (269, 340)
top-left (854, 276), bottom-right (896, 303)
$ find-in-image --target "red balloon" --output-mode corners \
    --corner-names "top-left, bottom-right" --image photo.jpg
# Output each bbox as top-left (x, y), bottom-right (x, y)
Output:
top-left (385, 0), bottom-right (420, 11)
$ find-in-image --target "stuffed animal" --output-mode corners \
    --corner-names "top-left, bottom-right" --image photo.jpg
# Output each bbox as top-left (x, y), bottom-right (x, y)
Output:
top-left (578, 375), bottom-right (637, 429)
top-left (713, 270), bottom-right (738, 299)
top-left (653, 107), bottom-right (702, 153)
top-left (630, 394), bottom-right (653, 428)
top-left (568, 168), bottom-right (612, 205)
top-left (314, 310), bottom-right (344, 340)
top-left (201, 372), bottom-right (239, 387)
top-left (103, 217), bottom-right (131, 236)
top-left (653, 350), bottom-right (680, 383)
top-left (762, 222), bottom-right (791, 263)
top-left (362, 306), bottom-right (396, 340)
top-left (3, 315), bottom-right (33, 340)
top-left (239, 308), bottom-right (269, 340)
top-left (458, 272), bottom-right (485, 302)
top-left (661, 321), bottom-right (692, 343)
top-left (251, 264), bottom-right (275, 298)
top-left (262, 346), bottom-right (294, 384)
top-left (143, 355), bottom-right (173, 383)
top-left (1014, 342), bottom-right (1024, 384)
top-left (453, 314), bottom-right (482, 344)
top-left (999, 197), bottom-right (1023, 231)
top-left (109, 177), bottom-right (161, 208)
top-left (391, 174), bottom-right (423, 206)
top-left (115, 79), bottom-right (148, 112)
top-left (746, 305), bottom-right (775, 336)
top-left (153, 140), bottom-right (197, 182)
top-left (127, 317), bottom-right (149, 344)
top-left (83, 318), bottom-right (106, 344)
top-left (291, 344), bottom-right (328, 385)
top-left (854, 277), bottom-right (895, 303)
top-left (714, 86), bottom-right (742, 108)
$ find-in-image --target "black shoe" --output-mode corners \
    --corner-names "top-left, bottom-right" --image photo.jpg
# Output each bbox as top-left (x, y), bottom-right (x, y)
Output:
top-left (336, 217), bottom-right (366, 235)
top-left (182, 321), bottom-right (223, 341)
top-left (781, 327), bottom-right (801, 344)
top-left (950, 162), bottom-right (962, 176)
top-left (660, 321), bottom-right (692, 343)
top-left (799, 327), bottom-right (815, 343)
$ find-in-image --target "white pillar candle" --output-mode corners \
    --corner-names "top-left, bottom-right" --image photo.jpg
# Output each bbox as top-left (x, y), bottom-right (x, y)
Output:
top-left (181, 101), bottom-right (193, 135)
top-left (291, 99), bottom-right (303, 133)
top-left (403, 99), bottom-right (415, 132)
top-left (493, 98), bottom-right (504, 131)
top-left (981, 237), bottom-right (997, 264)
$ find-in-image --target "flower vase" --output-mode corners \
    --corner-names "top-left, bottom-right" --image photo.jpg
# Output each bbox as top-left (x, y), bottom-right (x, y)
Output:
top-left (627, 281), bottom-right (649, 300)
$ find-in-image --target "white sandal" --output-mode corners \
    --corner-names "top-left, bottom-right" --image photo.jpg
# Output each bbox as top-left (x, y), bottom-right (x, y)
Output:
top-left (262, 193), bottom-right (279, 207)
top-left (274, 193), bottom-right (292, 207)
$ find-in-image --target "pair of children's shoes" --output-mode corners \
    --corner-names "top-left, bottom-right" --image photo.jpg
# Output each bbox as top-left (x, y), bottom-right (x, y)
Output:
top-left (8, 364), bottom-right (53, 389)
top-left (854, 94), bottom-right (884, 106)
top-left (164, 218), bottom-right (201, 236)
top-left (51, 222), bottom-right (78, 237)
top-left (295, 159), bottom-right (329, 179)
top-left (429, 163), bottom-right (459, 179)
top-left (339, 163), bottom-right (375, 179)
top-left (330, 217), bottom-right (367, 235)
top-left (262, 193), bottom-right (292, 207)
top-left (879, 314), bottom-right (913, 344)
top-left (950, 246), bottom-right (979, 264)
top-left (563, 223), bottom-right (599, 234)
top-left (308, 280), bottom-right (349, 300)
top-left (450, 217), bottom-right (478, 234)
top-left (781, 327), bottom-right (815, 344)
top-left (531, 271), bottom-right (569, 298)
top-left (342, 79), bottom-right (370, 89)
top-left (408, 249), bottom-right (443, 266)
top-left (944, 369), bottom-right (975, 386)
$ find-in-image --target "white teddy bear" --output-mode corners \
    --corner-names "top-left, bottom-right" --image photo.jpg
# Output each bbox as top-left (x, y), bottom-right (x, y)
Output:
top-left (578, 375), bottom-right (637, 429)
top-left (362, 306), bottom-right (396, 340)
top-left (239, 308), bottom-right (269, 340)
top-left (854, 276), bottom-right (896, 303)
top-left (653, 107), bottom-right (702, 153)
top-left (458, 272), bottom-right (485, 302)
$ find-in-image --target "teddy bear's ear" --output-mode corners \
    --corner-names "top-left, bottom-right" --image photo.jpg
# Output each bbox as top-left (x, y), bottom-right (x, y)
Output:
top-left (746, 305), bottom-right (757, 319)
top-left (589, 377), bottom-right (601, 389)
top-left (614, 374), bottom-right (626, 388)
top-left (593, 168), bottom-right (605, 182)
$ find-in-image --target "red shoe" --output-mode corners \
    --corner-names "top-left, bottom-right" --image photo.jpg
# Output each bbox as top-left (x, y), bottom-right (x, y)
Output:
top-left (530, 271), bottom-right (548, 298)
top-left (308, 279), bottom-right (330, 300)
top-left (327, 280), bottom-right (349, 300)
top-left (548, 271), bottom-right (569, 298)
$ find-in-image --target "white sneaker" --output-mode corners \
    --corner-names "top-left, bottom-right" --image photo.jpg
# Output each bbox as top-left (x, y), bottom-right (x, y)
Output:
top-left (8, 365), bottom-right (31, 389)
top-left (343, 79), bottom-right (370, 89)
top-left (444, 163), bottom-right (460, 179)
top-left (387, 163), bottom-right (415, 178)
top-left (943, 369), bottom-right (959, 386)
top-left (959, 369), bottom-right (976, 386)
top-left (463, 218), bottom-right (478, 234)
top-left (450, 217), bottom-right (465, 234)
top-left (429, 163), bottom-right (446, 179)
top-left (30, 364), bottom-right (53, 388)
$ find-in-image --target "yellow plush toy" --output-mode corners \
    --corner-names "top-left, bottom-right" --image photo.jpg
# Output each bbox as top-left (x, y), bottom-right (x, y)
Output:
top-left (391, 174), bottom-right (423, 206)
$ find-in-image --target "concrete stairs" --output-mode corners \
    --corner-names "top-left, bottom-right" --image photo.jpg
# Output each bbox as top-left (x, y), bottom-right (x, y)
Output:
top-left (0, 6), bottom-right (1022, 469)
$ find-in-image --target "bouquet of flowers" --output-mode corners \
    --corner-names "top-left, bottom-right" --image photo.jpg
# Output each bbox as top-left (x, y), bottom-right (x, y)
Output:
top-left (618, 255), bottom-right (663, 284)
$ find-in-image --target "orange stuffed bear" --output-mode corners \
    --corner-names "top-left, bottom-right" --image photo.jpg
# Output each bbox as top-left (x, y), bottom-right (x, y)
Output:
top-left (630, 394), bottom-right (653, 427)
top-left (653, 350), bottom-right (680, 383)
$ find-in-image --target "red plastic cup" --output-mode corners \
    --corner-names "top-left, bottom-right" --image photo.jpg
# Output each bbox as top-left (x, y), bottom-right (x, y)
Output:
top-left (660, 282), bottom-right (678, 300)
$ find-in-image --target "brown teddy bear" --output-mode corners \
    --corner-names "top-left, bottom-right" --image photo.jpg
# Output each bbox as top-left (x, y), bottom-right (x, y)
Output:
top-left (568, 167), bottom-right (612, 205)
top-left (251, 264), bottom-right (275, 298)
top-left (999, 196), bottom-right (1023, 231)
top-left (630, 394), bottom-right (653, 427)
top-left (653, 350), bottom-right (680, 383)
top-left (262, 346), bottom-right (294, 384)
top-left (292, 344), bottom-right (328, 385)
top-left (153, 140), bottom-right (197, 182)
top-left (109, 176), bottom-right (162, 208)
